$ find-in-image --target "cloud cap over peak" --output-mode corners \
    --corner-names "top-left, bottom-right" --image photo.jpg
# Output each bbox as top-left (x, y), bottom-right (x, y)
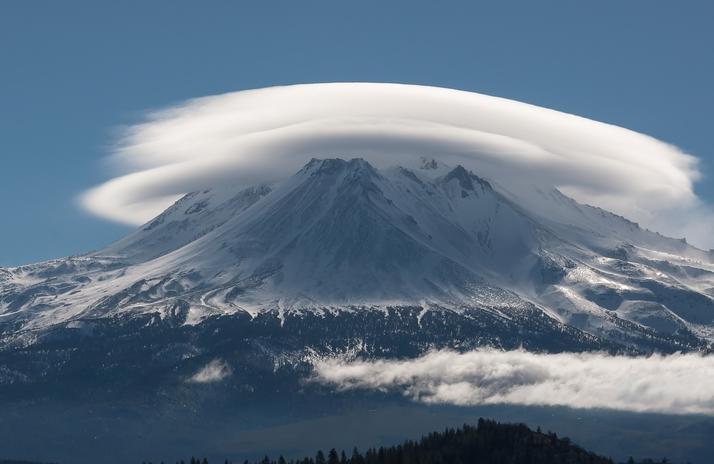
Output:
top-left (81, 82), bottom-right (711, 246)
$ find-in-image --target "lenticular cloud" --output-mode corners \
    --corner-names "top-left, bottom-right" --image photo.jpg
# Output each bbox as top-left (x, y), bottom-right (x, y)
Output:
top-left (80, 82), bottom-right (710, 246)
top-left (313, 349), bottom-right (714, 415)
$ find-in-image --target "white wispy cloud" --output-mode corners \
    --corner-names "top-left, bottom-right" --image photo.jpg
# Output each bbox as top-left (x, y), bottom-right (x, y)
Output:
top-left (313, 349), bottom-right (714, 415)
top-left (187, 359), bottom-right (232, 383)
top-left (80, 83), bottom-right (712, 247)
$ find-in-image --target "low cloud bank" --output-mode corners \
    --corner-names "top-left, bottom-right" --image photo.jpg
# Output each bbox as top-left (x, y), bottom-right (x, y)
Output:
top-left (79, 83), bottom-right (713, 247)
top-left (187, 359), bottom-right (232, 383)
top-left (313, 349), bottom-right (714, 415)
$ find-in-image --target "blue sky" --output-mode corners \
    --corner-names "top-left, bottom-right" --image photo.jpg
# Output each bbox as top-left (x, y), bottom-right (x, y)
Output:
top-left (1, 1), bottom-right (713, 265)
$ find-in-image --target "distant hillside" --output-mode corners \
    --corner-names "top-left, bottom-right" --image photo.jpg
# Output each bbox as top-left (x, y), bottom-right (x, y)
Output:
top-left (158, 420), bottom-right (670, 464)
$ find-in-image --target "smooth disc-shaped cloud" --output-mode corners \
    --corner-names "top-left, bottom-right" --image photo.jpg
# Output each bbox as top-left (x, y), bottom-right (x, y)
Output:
top-left (80, 83), bottom-right (710, 246)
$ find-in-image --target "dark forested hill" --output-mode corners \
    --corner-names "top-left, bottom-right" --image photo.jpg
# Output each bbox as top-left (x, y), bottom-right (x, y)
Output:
top-left (153, 420), bottom-right (671, 464)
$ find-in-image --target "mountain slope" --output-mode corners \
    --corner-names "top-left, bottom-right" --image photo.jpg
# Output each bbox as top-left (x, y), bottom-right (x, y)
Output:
top-left (101, 183), bottom-right (272, 262)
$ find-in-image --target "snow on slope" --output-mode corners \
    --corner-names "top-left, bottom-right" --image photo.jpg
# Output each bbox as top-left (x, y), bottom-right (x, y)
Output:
top-left (100, 183), bottom-right (272, 262)
top-left (1, 158), bottom-right (713, 348)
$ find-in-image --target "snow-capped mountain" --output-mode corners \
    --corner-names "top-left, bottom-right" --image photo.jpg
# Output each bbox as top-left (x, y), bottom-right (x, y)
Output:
top-left (2, 158), bottom-right (714, 364)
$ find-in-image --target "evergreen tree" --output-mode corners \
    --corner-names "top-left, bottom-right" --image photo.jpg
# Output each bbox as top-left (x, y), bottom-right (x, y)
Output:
top-left (327, 449), bottom-right (339, 464)
top-left (315, 450), bottom-right (326, 464)
top-left (351, 447), bottom-right (363, 464)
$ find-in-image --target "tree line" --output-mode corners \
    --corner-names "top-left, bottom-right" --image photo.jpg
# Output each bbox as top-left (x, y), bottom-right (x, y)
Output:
top-left (143, 419), bottom-right (677, 464)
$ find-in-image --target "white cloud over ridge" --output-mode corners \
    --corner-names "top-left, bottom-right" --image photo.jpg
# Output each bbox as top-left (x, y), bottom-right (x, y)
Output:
top-left (81, 83), bottom-right (712, 247)
top-left (313, 349), bottom-right (714, 416)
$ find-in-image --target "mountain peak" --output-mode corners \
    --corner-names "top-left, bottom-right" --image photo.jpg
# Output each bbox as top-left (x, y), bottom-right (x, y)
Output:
top-left (441, 165), bottom-right (492, 192)
top-left (420, 158), bottom-right (439, 170)
top-left (418, 156), bottom-right (453, 172)
top-left (302, 157), bottom-right (376, 175)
